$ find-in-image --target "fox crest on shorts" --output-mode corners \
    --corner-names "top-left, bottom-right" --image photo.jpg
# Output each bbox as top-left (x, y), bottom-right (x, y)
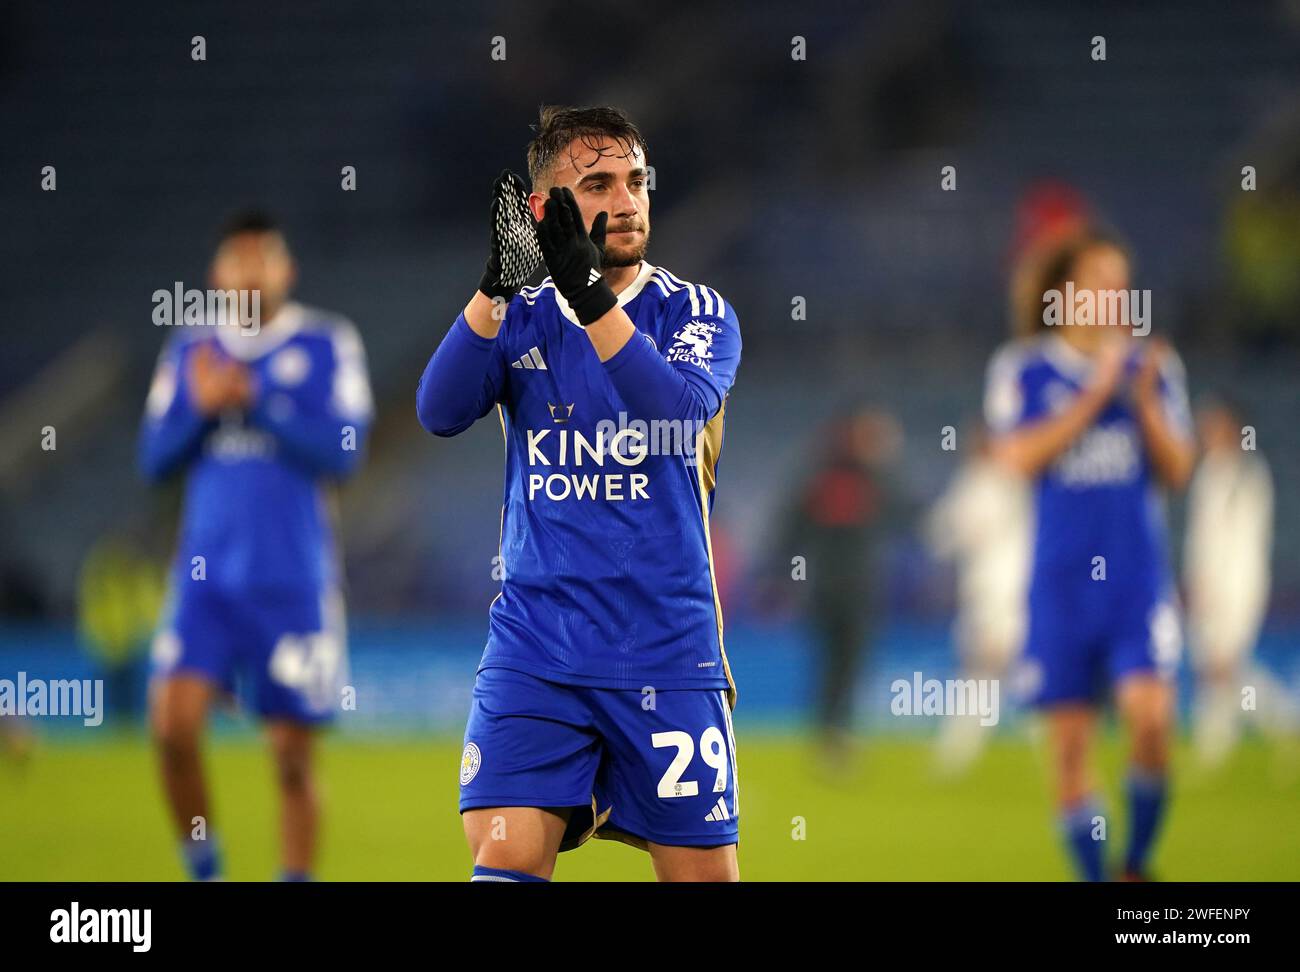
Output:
top-left (460, 742), bottom-right (482, 786)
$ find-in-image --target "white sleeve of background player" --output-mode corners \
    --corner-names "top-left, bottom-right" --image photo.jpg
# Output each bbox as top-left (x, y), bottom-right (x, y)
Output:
top-left (144, 346), bottom-right (180, 419)
top-left (1157, 348), bottom-right (1193, 440)
top-left (329, 319), bottom-right (375, 422)
top-left (138, 334), bottom-right (210, 481)
top-left (983, 342), bottom-right (1027, 435)
top-left (144, 333), bottom-right (199, 420)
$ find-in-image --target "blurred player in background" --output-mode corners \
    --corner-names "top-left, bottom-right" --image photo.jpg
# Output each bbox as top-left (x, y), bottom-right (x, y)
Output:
top-left (417, 106), bottom-right (741, 882)
top-left (926, 421), bottom-right (1030, 776)
top-left (774, 407), bottom-right (905, 773)
top-left (139, 212), bottom-right (373, 881)
top-left (985, 230), bottom-right (1195, 881)
top-left (1184, 396), bottom-right (1293, 768)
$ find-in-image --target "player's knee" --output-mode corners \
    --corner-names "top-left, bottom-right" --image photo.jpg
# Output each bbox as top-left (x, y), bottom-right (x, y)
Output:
top-left (272, 748), bottom-right (314, 794)
top-left (151, 709), bottom-right (202, 763)
top-left (1055, 732), bottom-right (1090, 774)
top-left (154, 733), bottom-right (201, 778)
top-left (464, 817), bottom-right (554, 878)
top-left (1130, 715), bottom-right (1170, 761)
top-left (1052, 741), bottom-right (1091, 803)
top-left (470, 841), bottom-right (552, 879)
top-left (651, 844), bottom-right (739, 882)
top-left (1054, 767), bottom-right (1090, 807)
top-left (680, 857), bottom-right (739, 883)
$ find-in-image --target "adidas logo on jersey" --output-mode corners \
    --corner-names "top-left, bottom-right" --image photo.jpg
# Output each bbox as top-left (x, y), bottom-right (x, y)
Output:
top-left (510, 346), bottom-right (547, 370)
top-left (587, 268), bottom-right (602, 286)
top-left (705, 796), bottom-right (731, 822)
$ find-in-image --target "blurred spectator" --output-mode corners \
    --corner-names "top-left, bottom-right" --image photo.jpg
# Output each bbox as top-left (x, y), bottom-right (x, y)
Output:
top-left (1184, 396), bottom-right (1295, 768)
top-left (773, 407), bottom-right (908, 769)
top-left (1221, 118), bottom-right (1300, 344)
top-left (77, 535), bottom-right (165, 721)
top-left (0, 505), bottom-right (49, 618)
top-left (925, 421), bottom-right (1031, 775)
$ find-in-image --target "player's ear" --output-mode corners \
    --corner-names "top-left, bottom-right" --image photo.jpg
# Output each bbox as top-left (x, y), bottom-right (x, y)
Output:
top-left (527, 191), bottom-right (547, 223)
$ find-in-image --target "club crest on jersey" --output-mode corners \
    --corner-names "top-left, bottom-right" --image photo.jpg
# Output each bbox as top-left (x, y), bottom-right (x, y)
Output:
top-left (460, 742), bottom-right (482, 785)
top-left (666, 320), bottom-right (720, 373)
top-left (270, 346), bottom-right (311, 386)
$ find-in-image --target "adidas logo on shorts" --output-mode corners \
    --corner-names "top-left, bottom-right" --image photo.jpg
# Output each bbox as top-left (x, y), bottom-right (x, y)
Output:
top-left (704, 796), bottom-right (731, 822)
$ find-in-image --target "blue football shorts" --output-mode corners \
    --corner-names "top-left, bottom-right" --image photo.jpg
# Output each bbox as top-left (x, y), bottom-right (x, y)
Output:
top-left (150, 580), bottom-right (348, 723)
top-left (458, 666), bottom-right (739, 851)
top-left (1018, 574), bottom-right (1182, 707)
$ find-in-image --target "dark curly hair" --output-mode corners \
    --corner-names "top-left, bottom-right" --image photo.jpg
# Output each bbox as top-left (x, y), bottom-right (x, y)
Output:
top-left (525, 105), bottom-right (647, 190)
top-left (1016, 228), bottom-right (1132, 336)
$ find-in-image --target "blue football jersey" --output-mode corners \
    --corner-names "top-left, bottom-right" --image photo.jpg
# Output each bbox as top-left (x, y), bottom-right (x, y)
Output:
top-left (418, 262), bottom-right (741, 696)
top-left (139, 302), bottom-right (373, 593)
top-left (984, 334), bottom-right (1191, 599)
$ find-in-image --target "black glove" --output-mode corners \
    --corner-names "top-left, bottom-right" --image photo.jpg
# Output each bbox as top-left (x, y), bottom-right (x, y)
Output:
top-left (478, 170), bottom-right (543, 303)
top-left (536, 186), bottom-right (617, 326)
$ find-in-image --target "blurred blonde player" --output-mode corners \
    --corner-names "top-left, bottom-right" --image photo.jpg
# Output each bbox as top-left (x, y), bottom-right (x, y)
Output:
top-left (926, 423), bottom-right (1031, 775)
top-left (1184, 397), bottom-right (1294, 769)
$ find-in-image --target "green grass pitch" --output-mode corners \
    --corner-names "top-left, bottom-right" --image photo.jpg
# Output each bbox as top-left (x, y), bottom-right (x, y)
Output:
top-left (3, 732), bottom-right (1296, 881)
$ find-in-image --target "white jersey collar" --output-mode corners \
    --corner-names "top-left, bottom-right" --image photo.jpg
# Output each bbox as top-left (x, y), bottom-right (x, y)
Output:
top-left (1041, 332), bottom-right (1095, 380)
top-left (217, 300), bottom-right (305, 360)
top-left (552, 261), bottom-right (656, 327)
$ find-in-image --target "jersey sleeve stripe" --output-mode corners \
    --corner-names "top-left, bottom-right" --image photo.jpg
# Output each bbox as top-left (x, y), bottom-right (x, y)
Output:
top-left (651, 268), bottom-right (729, 321)
top-left (658, 268), bottom-right (701, 316)
top-left (648, 275), bottom-right (674, 299)
top-left (649, 269), bottom-right (680, 294)
top-left (519, 282), bottom-right (556, 305)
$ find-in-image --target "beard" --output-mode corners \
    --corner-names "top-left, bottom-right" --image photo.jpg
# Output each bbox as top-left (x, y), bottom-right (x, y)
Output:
top-left (602, 224), bottom-right (649, 268)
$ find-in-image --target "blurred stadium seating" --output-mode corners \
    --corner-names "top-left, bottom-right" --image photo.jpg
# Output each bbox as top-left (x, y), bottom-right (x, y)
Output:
top-left (1, 0), bottom-right (1298, 733)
